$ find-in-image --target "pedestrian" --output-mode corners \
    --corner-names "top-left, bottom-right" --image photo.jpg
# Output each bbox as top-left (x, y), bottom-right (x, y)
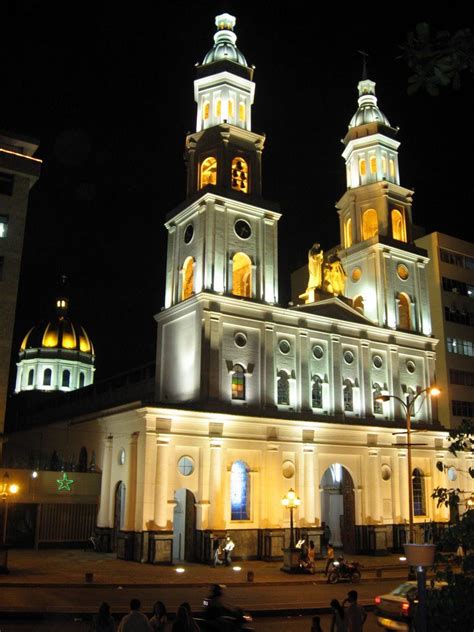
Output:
top-left (117, 599), bottom-right (152, 632)
top-left (325, 542), bottom-right (335, 575)
top-left (149, 601), bottom-right (167, 632)
top-left (330, 598), bottom-right (345, 632)
top-left (91, 602), bottom-right (116, 632)
top-left (211, 538), bottom-right (223, 567)
top-left (223, 534), bottom-right (235, 566)
top-left (172, 602), bottom-right (199, 632)
top-left (343, 590), bottom-right (367, 632)
top-left (308, 540), bottom-right (316, 572)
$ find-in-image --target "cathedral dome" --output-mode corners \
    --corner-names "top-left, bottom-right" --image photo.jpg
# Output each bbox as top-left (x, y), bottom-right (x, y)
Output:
top-left (202, 13), bottom-right (248, 67)
top-left (349, 79), bottom-right (391, 128)
top-left (15, 296), bottom-right (95, 393)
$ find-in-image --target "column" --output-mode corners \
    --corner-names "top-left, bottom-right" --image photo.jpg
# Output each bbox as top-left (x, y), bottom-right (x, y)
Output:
top-left (299, 332), bottom-right (310, 412)
top-left (313, 448), bottom-right (321, 525)
top-left (154, 440), bottom-right (170, 528)
top-left (368, 449), bottom-right (381, 522)
top-left (197, 444), bottom-right (211, 530)
top-left (208, 443), bottom-right (222, 528)
top-left (304, 447), bottom-right (315, 524)
top-left (208, 315), bottom-right (221, 400)
top-left (391, 452), bottom-right (401, 521)
top-left (264, 325), bottom-right (275, 407)
top-left (97, 435), bottom-right (113, 528)
top-left (124, 432), bottom-right (138, 531)
top-left (264, 446), bottom-right (280, 526)
top-left (140, 428), bottom-right (158, 530)
top-left (389, 346), bottom-right (402, 419)
top-left (330, 335), bottom-right (342, 414)
top-left (398, 450), bottom-right (409, 523)
top-left (360, 341), bottom-right (370, 417)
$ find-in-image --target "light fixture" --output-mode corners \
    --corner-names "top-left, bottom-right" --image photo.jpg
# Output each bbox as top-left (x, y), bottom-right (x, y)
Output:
top-left (175, 567), bottom-right (185, 573)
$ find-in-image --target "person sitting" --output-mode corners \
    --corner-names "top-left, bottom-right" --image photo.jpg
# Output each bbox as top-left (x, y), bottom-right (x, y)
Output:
top-left (172, 603), bottom-right (199, 632)
top-left (117, 598), bottom-right (152, 631)
top-left (149, 601), bottom-right (167, 632)
top-left (91, 602), bottom-right (116, 632)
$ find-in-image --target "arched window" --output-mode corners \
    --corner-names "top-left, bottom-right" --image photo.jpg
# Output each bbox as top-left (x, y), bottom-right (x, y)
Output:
top-left (231, 460), bottom-right (250, 520)
top-left (200, 156), bottom-right (217, 189)
top-left (312, 376), bottom-right (323, 409)
top-left (398, 293), bottom-right (411, 330)
top-left (228, 99), bottom-right (234, 118)
top-left (381, 154), bottom-right (387, 174)
top-left (27, 369), bottom-right (34, 386)
top-left (231, 157), bottom-right (248, 193)
top-left (215, 99), bottom-right (221, 117)
top-left (343, 379), bottom-right (353, 412)
top-left (389, 158), bottom-right (395, 178)
top-left (232, 252), bottom-right (252, 298)
top-left (359, 158), bottom-right (366, 177)
top-left (239, 102), bottom-right (245, 122)
top-left (43, 368), bottom-right (52, 386)
top-left (203, 101), bottom-right (210, 120)
top-left (277, 371), bottom-right (290, 405)
top-left (344, 218), bottom-right (353, 248)
top-left (391, 209), bottom-right (407, 242)
top-left (373, 383), bottom-right (383, 414)
top-left (353, 295), bottom-right (364, 313)
top-left (362, 209), bottom-right (378, 240)
top-left (79, 372), bottom-right (85, 388)
top-left (412, 468), bottom-right (426, 516)
top-left (231, 364), bottom-right (245, 400)
top-left (370, 155), bottom-right (377, 174)
top-left (62, 370), bottom-right (70, 388)
top-left (182, 256), bottom-right (194, 301)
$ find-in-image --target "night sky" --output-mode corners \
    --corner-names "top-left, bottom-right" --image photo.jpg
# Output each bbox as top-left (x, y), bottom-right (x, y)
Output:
top-left (3, 1), bottom-right (473, 384)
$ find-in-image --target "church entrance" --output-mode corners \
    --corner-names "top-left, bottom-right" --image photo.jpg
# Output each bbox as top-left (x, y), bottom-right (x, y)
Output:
top-left (172, 489), bottom-right (196, 562)
top-left (320, 464), bottom-right (356, 554)
top-left (112, 481), bottom-right (125, 551)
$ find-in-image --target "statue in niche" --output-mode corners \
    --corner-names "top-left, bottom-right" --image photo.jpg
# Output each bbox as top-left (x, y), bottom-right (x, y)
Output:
top-left (323, 254), bottom-right (347, 296)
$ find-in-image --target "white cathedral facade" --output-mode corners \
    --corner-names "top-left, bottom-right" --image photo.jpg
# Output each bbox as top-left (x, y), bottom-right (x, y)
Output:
top-left (7, 13), bottom-right (469, 562)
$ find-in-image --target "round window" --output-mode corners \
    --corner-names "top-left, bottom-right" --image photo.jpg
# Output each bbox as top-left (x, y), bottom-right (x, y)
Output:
top-left (279, 339), bottom-right (291, 354)
top-left (343, 350), bottom-right (354, 364)
top-left (447, 466), bottom-right (457, 482)
top-left (406, 360), bottom-right (416, 374)
top-left (351, 267), bottom-right (362, 282)
top-left (397, 263), bottom-right (409, 280)
top-left (234, 219), bottom-right (252, 240)
top-left (373, 355), bottom-right (383, 369)
top-left (184, 224), bottom-right (194, 244)
top-left (381, 464), bottom-right (392, 481)
top-left (118, 448), bottom-right (126, 466)
top-left (234, 332), bottom-right (247, 348)
top-left (178, 456), bottom-right (195, 476)
top-left (282, 460), bottom-right (295, 479)
top-left (312, 345), bottom-right (324, 360)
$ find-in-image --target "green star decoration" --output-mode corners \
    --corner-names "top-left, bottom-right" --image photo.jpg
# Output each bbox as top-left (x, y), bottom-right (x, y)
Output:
top-left (56, 472), bottom-right (74, 491)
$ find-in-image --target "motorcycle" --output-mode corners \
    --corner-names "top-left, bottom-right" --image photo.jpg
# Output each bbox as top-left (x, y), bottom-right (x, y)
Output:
top-left (327, 556), bottom-right (362, 584)
top-left (200, 585), bottom-right (255, 631)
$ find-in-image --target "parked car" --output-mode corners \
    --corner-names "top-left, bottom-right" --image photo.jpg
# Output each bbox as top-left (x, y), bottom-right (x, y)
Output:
top-left (374, 580), bottom-right (447, 631)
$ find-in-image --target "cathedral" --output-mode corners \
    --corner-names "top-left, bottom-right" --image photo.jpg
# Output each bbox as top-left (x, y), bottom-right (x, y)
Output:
top-left (5, 13), bottom-right (467, 562)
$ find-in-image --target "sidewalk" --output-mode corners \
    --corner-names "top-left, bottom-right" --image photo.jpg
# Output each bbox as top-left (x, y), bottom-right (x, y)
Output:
top-left (0, 549), bottom-right (408, 587)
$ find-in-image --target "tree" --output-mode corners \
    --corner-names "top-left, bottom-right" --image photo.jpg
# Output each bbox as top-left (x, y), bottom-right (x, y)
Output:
top-left (400, 22), bottom-right (474, 95)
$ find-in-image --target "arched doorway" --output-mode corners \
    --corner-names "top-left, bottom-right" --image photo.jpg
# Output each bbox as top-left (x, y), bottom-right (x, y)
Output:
top-left (112, 481), bottom-right (125, 551)
top-left (320, 464), bottom-right (356, 554)
top-left (173, 489), bottom-right (196, 562)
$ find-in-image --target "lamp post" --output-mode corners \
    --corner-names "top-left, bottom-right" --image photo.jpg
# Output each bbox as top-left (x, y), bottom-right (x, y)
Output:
top-left (376, 386), bottom-right (440, 544)
top-left (281, 488), bottom-right (301, 548)
top-left (0, 472), bottom-right (19, 574)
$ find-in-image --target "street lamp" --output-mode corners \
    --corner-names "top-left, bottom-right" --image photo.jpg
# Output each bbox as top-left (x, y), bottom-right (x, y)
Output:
top-left (376, 386), bottom-right (440, 544)
top-left (281, 488), bottom-right (301, 548)
top-left (1, 472), bottom-right (19, 545)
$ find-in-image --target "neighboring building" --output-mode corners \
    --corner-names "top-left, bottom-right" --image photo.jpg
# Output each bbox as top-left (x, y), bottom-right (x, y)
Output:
top-left (415, 232), bottom-right (474, 429)
top-left (15, 292), bottom-right (95, 393)
top-left (5, 14), bottom-right (468, 561)
top-left (0, 131), bottom-right (41, 440)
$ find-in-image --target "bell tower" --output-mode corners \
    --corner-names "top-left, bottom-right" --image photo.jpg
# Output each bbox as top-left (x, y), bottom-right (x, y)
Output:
top-left (163, 14), bottom-right (280, 309)
top-left (337, 74), bottom-right (432, 336)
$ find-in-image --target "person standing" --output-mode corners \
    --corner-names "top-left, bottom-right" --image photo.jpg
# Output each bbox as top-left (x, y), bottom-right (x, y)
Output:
top-left (325, 542), bottom-right (335, 575)
top-left (344, 590), bottom-right (367, 632)
top-left (223, 534), bottom-right (235, 566)
top-left (117, 599), bottom-right (152, 632)
top-left (211, 538), bottom-right (223, 567)
top-left (330, 599), bottom-right (345, 632)
top-left (91, 602), bottom-right (116, 632)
